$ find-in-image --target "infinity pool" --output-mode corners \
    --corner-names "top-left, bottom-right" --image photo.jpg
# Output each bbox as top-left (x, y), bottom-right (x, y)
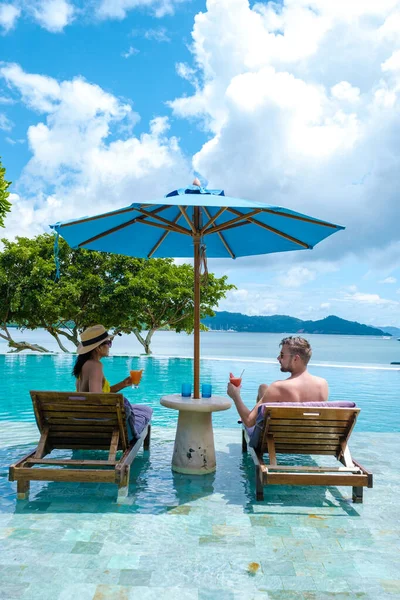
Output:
top-left (1, 354), bottom-right (399, 431)
top-left (1, 354), bottom-right (400, 599)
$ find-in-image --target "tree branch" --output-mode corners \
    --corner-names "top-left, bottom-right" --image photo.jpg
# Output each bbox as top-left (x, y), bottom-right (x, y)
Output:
top-left (47, 329), bottom-right (71, 353)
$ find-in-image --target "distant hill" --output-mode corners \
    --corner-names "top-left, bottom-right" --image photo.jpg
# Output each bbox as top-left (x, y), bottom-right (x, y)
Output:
top-left (202, 312), bottom-right (390, 336)
top-left (378, 326), bottom-right (400, 337)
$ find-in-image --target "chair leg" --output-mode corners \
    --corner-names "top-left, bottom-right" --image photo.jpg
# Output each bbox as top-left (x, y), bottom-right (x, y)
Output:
top-left (255, 466), bottom-right (264, 501)
top-left (17, 480), bottom-right (30, 500)
top-left (242, 429), bottom-right (248, 453)
top-left (117, 466), bottom-right (130, 504)
top-left (353, 486), bottom-right (363, 503)
top-left (144, 425), bottom-right (151, 452)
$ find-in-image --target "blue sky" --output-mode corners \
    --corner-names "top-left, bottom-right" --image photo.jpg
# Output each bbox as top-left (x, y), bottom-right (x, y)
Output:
top-left (0, 0), bottom-right (400, 328)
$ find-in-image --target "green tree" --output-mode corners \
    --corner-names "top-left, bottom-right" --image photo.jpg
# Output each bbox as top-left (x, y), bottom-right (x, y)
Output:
top-left (0, 158), bottom-right (12, 228)
top-left (0, 234), bottom-right (234, 353)
top-left (107, 258), bottom-right (235, 353)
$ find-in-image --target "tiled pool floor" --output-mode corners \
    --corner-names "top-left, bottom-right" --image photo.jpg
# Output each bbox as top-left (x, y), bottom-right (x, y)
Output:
top-left (0, 426), bottom-right (399, 600)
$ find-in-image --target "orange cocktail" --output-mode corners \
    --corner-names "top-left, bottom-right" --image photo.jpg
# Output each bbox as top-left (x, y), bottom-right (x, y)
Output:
top-left (130, 369), bottom-right (143, 388)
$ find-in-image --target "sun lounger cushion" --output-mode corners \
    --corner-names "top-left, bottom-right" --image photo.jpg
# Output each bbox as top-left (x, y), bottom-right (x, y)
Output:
top-left (247, 401), bottom-right (357, 448)
top-left (129, 403), bottom-right (153, 439)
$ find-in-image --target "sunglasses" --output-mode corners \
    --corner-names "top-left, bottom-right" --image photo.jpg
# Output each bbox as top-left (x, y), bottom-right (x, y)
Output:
top-left (101, 340), bottom-right (112, 347)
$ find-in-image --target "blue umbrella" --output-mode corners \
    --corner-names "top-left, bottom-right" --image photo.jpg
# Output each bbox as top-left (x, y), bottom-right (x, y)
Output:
top-left (51, 179), bottom-right (344, 398)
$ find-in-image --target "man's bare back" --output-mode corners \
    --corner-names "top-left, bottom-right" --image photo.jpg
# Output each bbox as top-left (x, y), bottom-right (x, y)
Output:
top-left (228, 336), bottom-right (329, 427)
top-left (261, 371), bottom-right (328, 404)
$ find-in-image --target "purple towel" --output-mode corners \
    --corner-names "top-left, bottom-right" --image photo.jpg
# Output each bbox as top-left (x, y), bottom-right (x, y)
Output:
top-left (247, 401), bottom-right (356, 449)
top-left (123, 398), bottom-right (153, 441)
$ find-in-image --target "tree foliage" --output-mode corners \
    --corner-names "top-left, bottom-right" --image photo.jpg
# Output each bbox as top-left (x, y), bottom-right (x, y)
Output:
top-left (0, 234), bottom-right (234, 353)
top-left (0, 158), bottom-right (12, 228)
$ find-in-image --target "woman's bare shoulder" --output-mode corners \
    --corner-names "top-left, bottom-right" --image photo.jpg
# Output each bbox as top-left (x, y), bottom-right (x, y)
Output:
top-left (82, 360), bottom-right (103, 374)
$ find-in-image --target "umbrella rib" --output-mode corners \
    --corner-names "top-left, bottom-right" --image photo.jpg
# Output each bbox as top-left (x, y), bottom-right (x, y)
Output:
top-left (200, 207), bottom-right (228, 234)
top-left (61, 204), bottom-right (170, 228)
top-left (135, 208), bottom-right (192, 236)
top-left (202, 207), bottom-right (235, 259)
top-left (77, 216), bottom-right (152, 247)
top-left (148, 211), bottom-right (183, 258)
top-left (135, 220), bottom-right (192, 235)
top-left (228, 206), bottom-right (340, 229)
top-left (77, 213), bottom-right (190, 247)
top-left (225, 209), bottom-right (311, 248)
top-left (202, 208), bottom-right (264, 236)
top-left (178, 206), bottom-right (196, 234)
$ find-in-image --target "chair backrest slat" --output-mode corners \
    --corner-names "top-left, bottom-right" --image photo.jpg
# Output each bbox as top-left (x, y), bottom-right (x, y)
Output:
top-left (30, 391), bottom-right (129, 451)
top-left (261, 406), bottom-right (359, 457)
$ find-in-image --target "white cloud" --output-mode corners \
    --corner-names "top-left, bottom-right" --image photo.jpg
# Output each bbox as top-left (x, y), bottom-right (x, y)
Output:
top-left (219, 287), bottom-right (279, 316)
top-left (96, 0), bottom-right (185, 20)
top-left (382, 49), bottom-right (400, 72)
top-left (378, 10), bottom-right (400, 41)
top-left (0, 95), bottom-right (14, 104)
top-left (29, 0), bottom-right (75, 32)
top-left (5, 136), bottom-right (24, 144)
top-left (0, 1), bottom-right (184, 32)
top-left (277, 266), bottom-right (316, 288)
top-left (331, 81), bottom-right (360, 103)
top-left (215, 278), bottom-right (400, 324)
top-left (0, 3), bottom-right (20, 33)
top-left (341, 292), bottom-right (398, 306)
top-left (0, 63), bottom-right (192, 240)
top-left (168, 0), bottom-right (400, 265)
top-left (381, 276), bottom-right (397, 283)
top-left (144, 27), bottom-right (170, 42)
top-left (122, 45), bottom-right (139, 58)
top-left (175, 63), bottom-right (198, 88)
top-left (1, 63), bottom-right (61, 112)
top-left (0, 112), bottom-right (13, 131)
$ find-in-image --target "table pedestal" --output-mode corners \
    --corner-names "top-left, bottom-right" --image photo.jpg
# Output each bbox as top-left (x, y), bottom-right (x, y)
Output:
top-left (160, 394), bottom-right (232, 476)
top-left (172, 410), bottom-right (215, 474)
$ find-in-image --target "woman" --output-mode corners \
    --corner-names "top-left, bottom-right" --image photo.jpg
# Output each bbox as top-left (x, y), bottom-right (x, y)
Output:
top-left (73, 324), bottom-right (152, 440)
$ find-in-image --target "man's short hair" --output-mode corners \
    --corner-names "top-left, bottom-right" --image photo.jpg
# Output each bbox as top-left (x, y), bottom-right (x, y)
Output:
top-left (280, 336), bottom-right (312, 365)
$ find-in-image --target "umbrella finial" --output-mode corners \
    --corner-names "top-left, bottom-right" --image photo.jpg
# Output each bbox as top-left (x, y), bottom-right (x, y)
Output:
top-left (192, 177), bottom-right (201, 187)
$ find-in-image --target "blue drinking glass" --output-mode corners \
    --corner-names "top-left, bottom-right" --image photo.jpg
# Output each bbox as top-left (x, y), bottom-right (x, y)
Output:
top-left (202, 384), bottom-right (212, 398)
top-left (181, 383), bottom-right (192, 397)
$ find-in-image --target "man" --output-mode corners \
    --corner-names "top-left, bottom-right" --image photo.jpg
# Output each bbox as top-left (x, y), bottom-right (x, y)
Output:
top-left (227, 336), bottom-right (328, 427)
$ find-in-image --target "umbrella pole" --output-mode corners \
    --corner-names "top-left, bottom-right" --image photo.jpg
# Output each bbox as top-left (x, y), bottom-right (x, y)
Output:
top-left (193, 208), bottom-right (201, 399)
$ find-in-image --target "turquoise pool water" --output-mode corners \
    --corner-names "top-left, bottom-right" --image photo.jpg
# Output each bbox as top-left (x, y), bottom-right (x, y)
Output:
top-left (1, 428), bottom-right (399, 599)
top-left (1, 351), bottom-right (399, 599)
top-left (0, 354), bottom-right (399, 431)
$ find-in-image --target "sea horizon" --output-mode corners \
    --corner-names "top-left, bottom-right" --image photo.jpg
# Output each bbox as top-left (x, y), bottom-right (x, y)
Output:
top-left (1, 328), bottom-right (399, 370)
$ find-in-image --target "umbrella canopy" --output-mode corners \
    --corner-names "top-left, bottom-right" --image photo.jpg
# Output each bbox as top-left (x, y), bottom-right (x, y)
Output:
top-left (51, 180), bottom-right (344, 397)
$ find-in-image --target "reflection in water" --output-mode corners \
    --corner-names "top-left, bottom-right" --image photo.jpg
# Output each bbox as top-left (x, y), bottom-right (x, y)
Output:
top-left (171, 470), bottom-right (216, 505)
top-left (1, 426), bottom-right (379, 535)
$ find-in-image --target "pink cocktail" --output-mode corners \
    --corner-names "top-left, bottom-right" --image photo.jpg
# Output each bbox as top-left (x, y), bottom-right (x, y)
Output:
top-left (229, 372), bottom-right (242, 387)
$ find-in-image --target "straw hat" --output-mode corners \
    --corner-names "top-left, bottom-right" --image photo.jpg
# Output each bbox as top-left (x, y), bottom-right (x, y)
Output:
top-left (77, 325), bottom-right (112, 355)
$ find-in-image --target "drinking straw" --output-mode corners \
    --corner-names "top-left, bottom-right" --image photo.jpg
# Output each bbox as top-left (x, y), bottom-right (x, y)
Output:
top-left (239, 369), bottom-right (245, 378)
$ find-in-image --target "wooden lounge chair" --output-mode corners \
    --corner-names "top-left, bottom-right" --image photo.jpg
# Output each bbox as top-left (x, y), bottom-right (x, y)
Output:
top-left (9, 391), bottom-right (151, 503)
top-left (242, 402), bottom-right (373, 503)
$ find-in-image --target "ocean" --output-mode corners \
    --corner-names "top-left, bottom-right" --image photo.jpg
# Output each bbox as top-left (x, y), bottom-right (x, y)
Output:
top-left (1, 328), bottom-right (399, 366)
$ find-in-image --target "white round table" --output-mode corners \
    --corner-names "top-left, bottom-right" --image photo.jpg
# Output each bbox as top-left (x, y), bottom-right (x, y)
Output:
top-left (160, 394), bottom-right (232, 475)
